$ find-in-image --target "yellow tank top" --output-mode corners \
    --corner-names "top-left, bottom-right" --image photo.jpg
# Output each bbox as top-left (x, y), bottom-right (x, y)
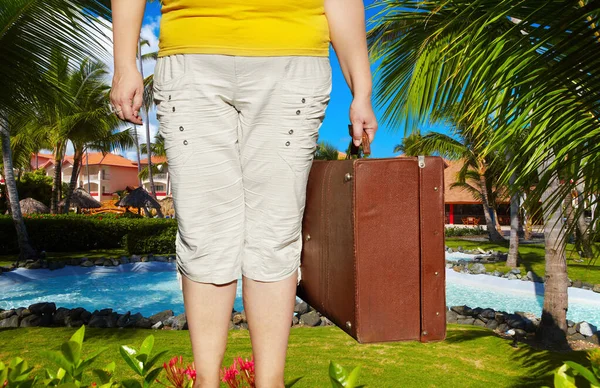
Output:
top-left (157, 0), bottom-right (330, 57)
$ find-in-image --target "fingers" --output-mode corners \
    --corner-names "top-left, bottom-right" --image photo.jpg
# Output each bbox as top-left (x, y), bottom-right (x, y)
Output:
top-left (351, 120), bottom-right (364, 146)
top-left (131, 86), bottom-right (144, 123)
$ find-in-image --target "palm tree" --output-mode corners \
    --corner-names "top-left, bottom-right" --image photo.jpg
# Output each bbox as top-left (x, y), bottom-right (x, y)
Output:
top-left (314, 141), bottom-right (341, 161)
top-left (398, 127), bottom-right (506, 242)
top-left (1, 0), bottom-right (111, 259)
top-left (367, 0), bottom-right (600, 347)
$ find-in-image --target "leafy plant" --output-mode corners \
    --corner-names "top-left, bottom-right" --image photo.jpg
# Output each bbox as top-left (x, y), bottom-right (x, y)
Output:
top-left (119, 335), bottom-right (168, 388)
top-left (550, 349), bottom-right (600, 387)
top-left (40, 325), bottom-right (108, 386)
top-left (329, 361), bottom-right (361, 388)
top-left (0, 357), bottom-right (37, 388)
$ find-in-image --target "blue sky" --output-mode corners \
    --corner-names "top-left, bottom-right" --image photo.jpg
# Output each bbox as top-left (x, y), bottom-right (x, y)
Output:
top-left (138, 1), bottom-right (452, 159)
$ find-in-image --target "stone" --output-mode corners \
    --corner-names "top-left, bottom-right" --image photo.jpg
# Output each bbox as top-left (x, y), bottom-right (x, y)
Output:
top-left (29, 302), bottom-right (55, 315)
top-left (117, 312), bottom-right (131, 327)
top-left (457, 317), bottom-right (475, 325)
top-left (567, 320), bottom-right (576, 328)
top-left (111, 258), bottom-right (119, 266)
top-left (17, 308), bottom-right (29, 317)
top-left (507, 273), bottom-right (518, 280)
top-left (514, 328), bottom-right (527, 338)
top-left (152, 321), bottom-right (164, 330)
top-left (320, 317), bottom-right (334, 326)
top-left (570, 333), bottom-right (586, 341)
top-left (97, 308), bottom-right (113, 316)
top-left (25, 261), bottom-right (42, 269)
top-left (299, 311), bottom-right (321, 327)
top-left (292, 315), bottom-right (299, 326)
top-left (516, 274), bottom-right (522, 279)
top-left (94, 258), bottom-right (105, 266)
top-left (81, 260), bottom-right (94, 267)
top-left (171, 313), bottom-right (188, 330)
top-left (48, 261), bottom-right (65, 270)
top-left (120, 256), bottom-right (130, 264)
top-left (450, 305), bottom-right (473, 316)
top-left (0, 315), bottom-right (20, 328)
top-left (69, 307), bottom-right (86, 321)
top-left (486, 320), bottom-right (499, 330)
top-left (572, 280), bottom-right (583, 288)
top-left (509, 268), bottom-right (521, 275)
top-left (457, 246), bottom-right (463, 252)
top-left (492, 270), bottom-right (503, 277)
top-left (135, 318), bottom-right (153, 329)
top-left (19, 314), bottom-right (41, 327)
top-left (446, 309), bottom-right (458, 323)
top-left (497, 323), bottom-right (509, 332)
top-left (469, 263), bottom-right (486, 275)
top-left (238, 322), bottom-right (249, 330)
top-left (567, 326), bottom-right (577, 336)
top-left (586, 333), bottom-right (600, 345)
top-left (228, 321), bottom-right (235, 330)
top-left (149, 310), bottom-right (174, 325)
top-left (480, 308), bottom-right (496, 320)
top-left (232, 313), bottom-right (244, 325)
top-left (0, 309), bottom-right (15, 320)
top-left (473, 319), bottom-right (486, 327)
top-left (88, 315), bottom-right (107, 328)
top-left (294, 302), bottom-right (309, 315)
top-left (155, 256), bottom-right (168, 262)
top-left (53, 308), bottom-right (70, 325)
top-left (576, 322), bottom-right (597, 337)
top-left (593, 284), bottom-right (600, 293)
top-left (103, 259), bottom-right (113, 266)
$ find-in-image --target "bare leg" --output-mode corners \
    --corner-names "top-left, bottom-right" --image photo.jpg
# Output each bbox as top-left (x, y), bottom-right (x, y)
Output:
top-left (242, 271), bottom-right (298, 388)
top-left (181, 274), bottom-right (238, 388)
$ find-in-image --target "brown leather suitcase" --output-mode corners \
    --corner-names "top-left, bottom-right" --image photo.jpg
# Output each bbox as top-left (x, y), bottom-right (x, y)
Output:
top-left (296, 142), bottom-right (447, 344)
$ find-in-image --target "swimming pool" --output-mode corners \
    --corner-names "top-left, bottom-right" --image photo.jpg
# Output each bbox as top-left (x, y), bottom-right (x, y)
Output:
top-left (1, 261), bottom-right (599, 327)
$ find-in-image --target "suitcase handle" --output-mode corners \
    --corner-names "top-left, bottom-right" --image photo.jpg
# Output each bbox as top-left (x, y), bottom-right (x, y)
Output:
top-left (346, 124), bottom-right (371, 159)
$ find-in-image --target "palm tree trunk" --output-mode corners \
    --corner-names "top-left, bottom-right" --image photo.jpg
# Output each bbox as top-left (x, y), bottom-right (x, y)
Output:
top-left (535, 152), bottom-right (569, 348)
top-left (575, 181), bottom-right (593, 258)
top-left (478, 171), bottom-right (505, 242)
top-left (1, 118), bottom-right (37, 261)
top-left (134, 124), bottom-right (142, 187)
top-left (63, 148), bottom-right (83, 213)
top-left (507, 170), bottom-right (520, 268)
top-left (50, 142), bottom-right (64, 214)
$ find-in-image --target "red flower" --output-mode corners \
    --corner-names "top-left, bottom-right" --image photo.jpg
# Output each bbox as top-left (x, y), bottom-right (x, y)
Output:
top-left (156, 355), bottom-right (196, 388)
top-left (220, 355), bottom-right (255, 388)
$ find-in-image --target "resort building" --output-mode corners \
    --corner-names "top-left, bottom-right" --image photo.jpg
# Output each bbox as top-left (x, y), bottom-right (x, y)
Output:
top-left (30, 152), bottom-right (140, 201)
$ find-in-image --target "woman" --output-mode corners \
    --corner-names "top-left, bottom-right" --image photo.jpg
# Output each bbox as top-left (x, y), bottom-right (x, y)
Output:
top-left (110, 0), bottom-right (377, 386)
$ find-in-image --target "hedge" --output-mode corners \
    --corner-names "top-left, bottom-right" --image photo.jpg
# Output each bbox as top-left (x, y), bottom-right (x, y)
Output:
top-left (121, 225), bottom-right (177, 255)
top-left (0, 214), bottom-right (176, 254)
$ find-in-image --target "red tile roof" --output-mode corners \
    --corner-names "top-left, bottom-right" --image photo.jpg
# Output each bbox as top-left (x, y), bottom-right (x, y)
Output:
top-left (138, 155), bottom-right (167, 165)
top-left (32, 152), bottom-right (137, 168)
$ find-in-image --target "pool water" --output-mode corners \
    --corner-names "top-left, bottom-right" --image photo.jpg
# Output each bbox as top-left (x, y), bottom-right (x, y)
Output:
top-left (1, 262), bottom-right (599, 327)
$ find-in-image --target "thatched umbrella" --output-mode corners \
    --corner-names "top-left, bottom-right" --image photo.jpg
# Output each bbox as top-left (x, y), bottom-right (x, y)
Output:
top-left (116, 187), bottom-right (161, 215)
top-left (19, 198), bottom-right (50, 214)
top-left (59, 188), bottom-right (102, 210)
top-left (159, 196), bottom-right (175, 218)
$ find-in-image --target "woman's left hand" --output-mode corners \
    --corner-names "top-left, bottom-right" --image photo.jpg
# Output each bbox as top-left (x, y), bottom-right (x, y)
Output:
top-left (349, 97), bottom-right (378, 146)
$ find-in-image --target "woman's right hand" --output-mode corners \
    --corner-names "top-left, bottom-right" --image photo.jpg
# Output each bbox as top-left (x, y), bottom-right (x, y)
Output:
top-left (110, 64), bottom-right (144, 125)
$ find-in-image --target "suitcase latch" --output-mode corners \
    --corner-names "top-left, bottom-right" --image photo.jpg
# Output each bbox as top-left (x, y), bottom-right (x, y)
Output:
top-left (418, 155), bottom-right (426, 168)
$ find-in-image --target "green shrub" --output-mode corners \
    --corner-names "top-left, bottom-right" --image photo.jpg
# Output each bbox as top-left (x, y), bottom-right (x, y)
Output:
top-left (445, 226), bottom-right (486, 237)
top-left (0, 215), bottom-right (176, 254)
top-left (122, 226), bottom-right (177, 255)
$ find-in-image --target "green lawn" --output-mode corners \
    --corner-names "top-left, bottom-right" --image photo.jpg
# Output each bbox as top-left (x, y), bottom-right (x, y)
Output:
top-left (446, 238), bottom-right (600, 285)
top-left (0, 325), bottom-right (592, 387)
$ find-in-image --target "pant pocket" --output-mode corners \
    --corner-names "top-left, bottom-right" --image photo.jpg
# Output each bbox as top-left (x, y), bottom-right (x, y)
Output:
top-left (276, 71), bottom-right (332, 176)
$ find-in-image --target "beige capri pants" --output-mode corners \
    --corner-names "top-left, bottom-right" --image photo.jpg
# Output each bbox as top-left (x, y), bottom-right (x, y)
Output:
top-left (153, 54), bottom-right (332, 290)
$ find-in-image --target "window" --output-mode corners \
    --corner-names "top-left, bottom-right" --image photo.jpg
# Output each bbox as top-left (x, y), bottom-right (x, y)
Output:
top-left (155, 184), bottom-right (165, 192)
top-left (102, 186), bottom-right (107, 194)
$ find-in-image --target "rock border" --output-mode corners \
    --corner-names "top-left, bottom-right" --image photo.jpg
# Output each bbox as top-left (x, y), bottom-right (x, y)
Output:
top-left (2, 301), bottom-right (597, 347)
top-left (446, 247), bottom-right (600, 293)
top-left (446, 305), bottom-right (600, 346)
top-left (0, 301), bottom-right (335, 331)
